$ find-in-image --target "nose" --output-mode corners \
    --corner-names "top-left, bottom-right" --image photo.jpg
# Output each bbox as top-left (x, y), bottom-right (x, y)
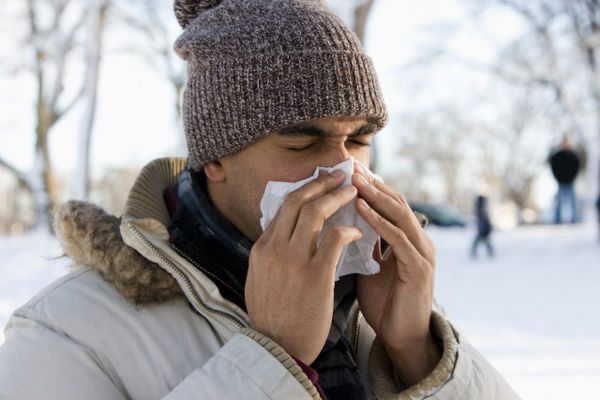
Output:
top-left (320, 142), bottom-right (351, 168)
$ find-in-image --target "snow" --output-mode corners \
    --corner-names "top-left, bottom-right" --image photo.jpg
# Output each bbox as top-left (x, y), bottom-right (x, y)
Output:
top-left (431, 223), bottom-right (600, 399)
top-left (1, 223), bottom-right (599, 399)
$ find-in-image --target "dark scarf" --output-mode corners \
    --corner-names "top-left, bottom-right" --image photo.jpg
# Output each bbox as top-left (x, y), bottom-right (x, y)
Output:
top-left (165, 167), bottom-right (366, 400)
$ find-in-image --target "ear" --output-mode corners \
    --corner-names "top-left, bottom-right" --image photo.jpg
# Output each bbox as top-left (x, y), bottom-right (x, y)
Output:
top-left (203, 160), bottom-right (226, 183)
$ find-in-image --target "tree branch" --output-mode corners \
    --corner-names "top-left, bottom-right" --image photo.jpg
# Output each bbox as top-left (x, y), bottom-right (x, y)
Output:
top-left (54, 83), bottom-right (86, 121)
top-left (354, 0), bottom-right (375, 44)
top-left (0, 156), bottom-right (33, 192)
top-left (49, 10), bottom-right (87, 113)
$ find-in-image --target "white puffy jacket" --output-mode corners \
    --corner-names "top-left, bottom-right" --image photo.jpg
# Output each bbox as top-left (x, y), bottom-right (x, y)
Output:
top-left (0, 158), bottom-right (520, 400)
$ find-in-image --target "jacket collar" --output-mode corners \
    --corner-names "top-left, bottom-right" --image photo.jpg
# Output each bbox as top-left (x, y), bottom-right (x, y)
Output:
top-left (54, 158), bottom-right (249, 332)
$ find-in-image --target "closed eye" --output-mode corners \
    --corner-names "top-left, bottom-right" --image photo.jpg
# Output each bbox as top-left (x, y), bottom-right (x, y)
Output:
top-left (348, 140), bottom-right (372, 147)
top-left (287, 143), bottom-right (316, 152)
top-left (286, 140), bottom-right (371, 152)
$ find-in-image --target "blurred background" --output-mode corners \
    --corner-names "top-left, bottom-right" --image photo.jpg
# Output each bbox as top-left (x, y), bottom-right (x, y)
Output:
top-left (1, 0), bottom-right (599, 398)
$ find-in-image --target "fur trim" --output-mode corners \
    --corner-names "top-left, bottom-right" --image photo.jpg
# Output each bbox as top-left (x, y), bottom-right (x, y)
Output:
top-left (53, 201), bottom-right (182, 304)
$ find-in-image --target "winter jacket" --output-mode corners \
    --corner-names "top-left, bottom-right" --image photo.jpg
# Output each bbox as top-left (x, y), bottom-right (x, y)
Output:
top-left (475, 197), bottom-right (492, 237)
top-left (0, 158), bottom-right (520, 399)
top-left (550, 149), bottom-right (580, 184)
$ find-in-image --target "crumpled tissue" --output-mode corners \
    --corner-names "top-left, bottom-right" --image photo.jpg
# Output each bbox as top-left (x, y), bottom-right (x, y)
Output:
top-left (259, 157), bottom-right (383, 280)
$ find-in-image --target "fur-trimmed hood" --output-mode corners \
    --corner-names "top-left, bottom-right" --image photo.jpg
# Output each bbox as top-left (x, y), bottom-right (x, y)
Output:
top-left (53, 200), bottom-right (182, 304)
top-left (53, 159), bottom-right (189, 304)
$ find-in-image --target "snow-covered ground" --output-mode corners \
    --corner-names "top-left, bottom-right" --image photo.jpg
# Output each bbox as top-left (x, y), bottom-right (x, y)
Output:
top-left (1, 223), bottom-right (599, 399)
top-left (431, 223), bottom-right (600, 399)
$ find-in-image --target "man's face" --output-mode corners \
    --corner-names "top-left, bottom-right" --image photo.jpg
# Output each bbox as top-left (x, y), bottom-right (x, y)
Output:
top-left (209, 116), bottom-right (378, 242)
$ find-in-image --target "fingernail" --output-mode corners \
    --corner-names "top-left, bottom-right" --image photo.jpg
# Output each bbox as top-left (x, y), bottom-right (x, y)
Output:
top-left (331, 170), bottom-right (345, 178)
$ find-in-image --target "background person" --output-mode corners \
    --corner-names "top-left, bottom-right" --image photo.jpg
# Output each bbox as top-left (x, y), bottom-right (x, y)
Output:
top-left (549, 137), bottom-right (580, 224)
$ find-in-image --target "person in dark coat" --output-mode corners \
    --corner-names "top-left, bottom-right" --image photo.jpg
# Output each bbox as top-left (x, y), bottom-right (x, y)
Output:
top-left (471, 195), bottom-right (494, 258)
top-left (550, 137), bottom-right (580, 224)
top-left (596, 190), bottom-right (600, 241)
top-left (596, 165), bottom-right (600, 241)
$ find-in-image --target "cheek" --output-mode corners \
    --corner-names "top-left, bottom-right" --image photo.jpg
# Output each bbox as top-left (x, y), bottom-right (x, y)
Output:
top-left (256, 158), bottom-right (318, 183)
top-left (353, 150), bottom-right (370, 169)
top-left (276, 165), bottom-right (318, 182)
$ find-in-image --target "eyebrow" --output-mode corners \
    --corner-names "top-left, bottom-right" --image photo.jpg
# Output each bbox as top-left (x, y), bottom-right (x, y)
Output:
top-left (277, 121), bottom-right (379, 138)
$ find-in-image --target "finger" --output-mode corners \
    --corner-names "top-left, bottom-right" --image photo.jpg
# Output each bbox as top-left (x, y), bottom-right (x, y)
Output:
top-left (354, 173), bottom-right (418, 228)
top-left (290, 184), bottom-right (358, 256)
top-left (371, 179), bottom-right (424, 230)
top-left (313, 226), bottom-right (363, 279)
top-left (354, 160), bottom-right (377, 184)
top-left (255, 205), bottom-right (280, 247)
top-left (352, 173), bottom-right (428, 256)
top-left (353, 159), bottom-right (361, 174)
top-left (272, 170), bottom-right (346, 242)
top-left (355, 198), bottom-right (423, 268)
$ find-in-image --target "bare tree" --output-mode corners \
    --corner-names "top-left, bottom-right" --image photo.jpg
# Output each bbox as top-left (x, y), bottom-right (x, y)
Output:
top-left (25, 0), bottom-right (91, 231)
top-left (111, 1), bottom-right (187, 154)
top-left (0, 0), bottom-right (113, 229)
top-left (0, 164), bottom-right (35, 234)
top-left (477, 93), bottom-right (545, 217)
top-left (385, 0), bottom-right (600, 219)
top-left (0, 0), bottom-right (92, 232)
top-left (75, 0), bottom-right (110, 200)
top-left (327, 0), bottom-right (376, 43)
top-left (390, 106), bottom-right (476, 207)
top-left (0, 158), bottom-right (33, 196)
top-left (465, 0), bottom-right (600, 205)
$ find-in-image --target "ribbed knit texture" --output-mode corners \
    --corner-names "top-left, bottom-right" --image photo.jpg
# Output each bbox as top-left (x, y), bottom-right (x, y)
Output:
top-left (241, 328), bottom-right (322, 399)
top-left (173, 0), bottom-right (388, 170)
top-left (369, 310), bottom-right (458, 399)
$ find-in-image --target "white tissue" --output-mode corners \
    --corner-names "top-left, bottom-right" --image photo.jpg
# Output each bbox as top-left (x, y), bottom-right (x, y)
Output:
top-left (259, 157), bottom-right (383, 280)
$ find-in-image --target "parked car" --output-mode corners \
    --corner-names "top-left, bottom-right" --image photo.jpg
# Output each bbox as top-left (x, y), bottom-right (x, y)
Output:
top-left (409, 202), bottom-right (467, 227)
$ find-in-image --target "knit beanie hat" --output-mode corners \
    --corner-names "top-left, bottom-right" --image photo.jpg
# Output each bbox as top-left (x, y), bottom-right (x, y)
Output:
top-left (173, 0), bottom-right (387, 170)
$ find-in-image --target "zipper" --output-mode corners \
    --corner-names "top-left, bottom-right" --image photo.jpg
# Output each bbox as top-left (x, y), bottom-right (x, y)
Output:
top-left (352, 309), bottom-right (362, 356)
top-left (126, 222), bottom-right (245, 329)
top-left (170, 243), bottom-right (245, 305)
top-left (128, 221), bottom-right (321, 399)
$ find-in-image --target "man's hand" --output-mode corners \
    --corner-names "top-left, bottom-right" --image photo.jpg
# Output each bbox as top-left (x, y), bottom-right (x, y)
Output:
top-left (353, 165), bottom-right (441, 387)
top-left (246, 170), bottom-right (362, 365)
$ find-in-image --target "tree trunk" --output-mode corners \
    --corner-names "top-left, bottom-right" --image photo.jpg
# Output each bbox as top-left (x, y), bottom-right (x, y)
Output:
top-left (34, 128), bottom-right (56, 232)
top-left (24, 0), bottom-right (88, 232)
top-left (75, 0), bottom-right (109, 200)
top-left (353, 0), bottom-right (375, 43)
top-left (27, 0), bottom-right (56, 232)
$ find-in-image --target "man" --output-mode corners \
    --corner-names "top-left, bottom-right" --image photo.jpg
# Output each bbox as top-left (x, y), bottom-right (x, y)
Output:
top-left (0, 1), bottom-right (519, 399)
top-left (471, 195), bottom-right (494, 258)
top-left (596, 165), bottom-right (600, 241)
top-left (550, 137), bottom-right (580, 224)
top-left (597, 190), bottom-right (600, 241)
